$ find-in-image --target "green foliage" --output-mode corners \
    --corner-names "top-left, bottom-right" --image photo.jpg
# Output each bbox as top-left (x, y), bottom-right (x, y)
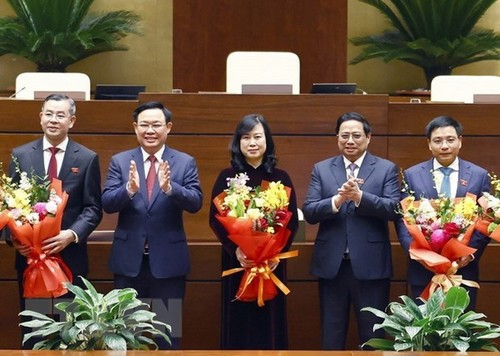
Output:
top-left (350, 0), bottom-right (500, 87)
top-left (20, 277), bottom-right (171, 350)
top-left (0, 0), bottom-right (141, 71)
top-left (362, 286), bottom-right (500, 352)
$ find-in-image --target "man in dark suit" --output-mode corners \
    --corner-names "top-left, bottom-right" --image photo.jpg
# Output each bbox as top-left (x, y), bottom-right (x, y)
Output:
top-left (303, 112), bottom-right (400, 350)
top-left (10, 93), bottom-right (103, 347)
top-left (102, 101), bottom-right (203, 349)
top-left (396, 115), bottom-right (490, 309)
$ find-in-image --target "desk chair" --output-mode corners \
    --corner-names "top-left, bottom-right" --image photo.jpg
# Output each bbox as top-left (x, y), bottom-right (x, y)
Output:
top-left (226, 51), bottom-right (300, 94)
top-left (431, 75), bottom-right (500, 103)
top-left (15, 72), bottom-right (91, 100)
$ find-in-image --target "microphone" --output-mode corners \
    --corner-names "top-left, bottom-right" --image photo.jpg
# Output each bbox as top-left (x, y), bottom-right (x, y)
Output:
top-left (9, 86), bottom-right (26, 98)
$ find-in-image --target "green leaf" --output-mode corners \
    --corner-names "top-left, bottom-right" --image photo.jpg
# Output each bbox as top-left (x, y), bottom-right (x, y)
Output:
top-left (103, 333), bottom-right (127, 350)
top-left (405, 325), bottom-right (423, 339)
top-left (0, 0), bottom-right (141, 71)
top-left (20, 277), bottom-right (173, 350)
top-left (362, 338), bottom-right (395, 350)
top-left (350, 0), bottom-right (500, 86)
top-left (451, 338), bottom-right (470, 352)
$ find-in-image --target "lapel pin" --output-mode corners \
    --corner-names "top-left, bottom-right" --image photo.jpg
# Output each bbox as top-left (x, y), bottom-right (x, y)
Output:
top-left (71, 167), bottom-right (79, 173)
top-left (460, 179), bottom-right (468, 186)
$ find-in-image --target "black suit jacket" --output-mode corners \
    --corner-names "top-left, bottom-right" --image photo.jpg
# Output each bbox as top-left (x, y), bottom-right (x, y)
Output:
top-left (10, 138), bottom-right (103, 277)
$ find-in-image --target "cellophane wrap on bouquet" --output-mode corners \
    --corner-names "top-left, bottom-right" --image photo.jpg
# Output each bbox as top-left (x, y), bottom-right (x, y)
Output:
top-left (213, 173), bottom-right (298, 307)
top-left (400, 192), bottom-right (479, 300)
top-left (0, 168), bottom-right (71, 298)
top-left (476, 173), bottom-right (500, 242)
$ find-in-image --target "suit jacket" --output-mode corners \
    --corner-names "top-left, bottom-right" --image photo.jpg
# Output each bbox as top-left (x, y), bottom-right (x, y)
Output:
top-left (102, 145), bottom-right (203, 279)
top-left (303, 152), bottom-right (400, 280)
top-left (395, 158), bottom-right (490, 286)
top-left (10, 138), bottom-right (103, 277)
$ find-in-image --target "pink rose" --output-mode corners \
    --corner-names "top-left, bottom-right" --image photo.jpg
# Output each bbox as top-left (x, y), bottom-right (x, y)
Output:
top-left (428, 229), bottom-right (451, 253)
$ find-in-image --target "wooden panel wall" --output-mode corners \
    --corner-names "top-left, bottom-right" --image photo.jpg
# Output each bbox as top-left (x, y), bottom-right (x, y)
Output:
top-left (172, 0), bottom-right (347, 93)
top-left (1, 97), bottom-right (500, 350)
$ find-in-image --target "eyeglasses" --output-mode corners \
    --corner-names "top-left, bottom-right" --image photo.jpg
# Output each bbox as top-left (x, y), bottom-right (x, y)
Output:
top-left (137, 123), bottom-right (166, 132)
top-left (42, 112), bottom-right (69, 120)
top-left (338, 132), bottom-right (365, 142)
top-left (430, 137), bottom-right (459, 146)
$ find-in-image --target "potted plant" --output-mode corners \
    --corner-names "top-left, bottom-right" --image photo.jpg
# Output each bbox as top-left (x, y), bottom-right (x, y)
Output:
top-left (0, 0), bottom-right (141, 72)
top-left (362, 286), bottom-right (500, 352)
top-left (350, 0), bottom-right (500, 88)
top-left (19, 277), bottom-right (171, 350)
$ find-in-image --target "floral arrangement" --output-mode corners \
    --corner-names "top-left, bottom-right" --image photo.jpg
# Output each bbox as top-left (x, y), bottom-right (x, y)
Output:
top-left (0, 163), bottom-right (62, 226)
top-left (399, 176), bottom-right (480, 299)
top-left (401, 194), bottom-right (478, 253)
top-left (476, 173), bottom-right (500, 241)
top-left (219, 173), bottom-right (289, 234)
top-left (0, 160), bottom-right (70, 298)
top-left (213, 173), bottom-right (297, 306)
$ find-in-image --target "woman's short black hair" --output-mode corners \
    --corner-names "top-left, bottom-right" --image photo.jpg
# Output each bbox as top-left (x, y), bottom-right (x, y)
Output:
top-left (230, 114), bottom-right (277, 173)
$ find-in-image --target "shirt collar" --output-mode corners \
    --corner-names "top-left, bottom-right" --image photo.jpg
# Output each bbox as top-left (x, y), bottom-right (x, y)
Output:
top-left (433, 157), bottom-right (459, 172)
top-left (43, 136), bottom-right (68, 152)
top-left (141, 145), bottom-right (165, 162)
top-left (343, 151), bottom-right (367, 169)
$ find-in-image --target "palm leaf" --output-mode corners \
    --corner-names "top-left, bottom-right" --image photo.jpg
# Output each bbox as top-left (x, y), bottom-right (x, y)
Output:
top-left (0, 0), bottom-right (140, 71)
top-left (351, 0), bottom-right (500, 87)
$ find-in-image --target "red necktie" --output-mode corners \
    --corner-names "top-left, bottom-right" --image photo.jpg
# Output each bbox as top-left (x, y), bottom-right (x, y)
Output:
top-left (47, 147), bottom-right (60, 181)
top-left (146, 155), bottom-right (157, 200)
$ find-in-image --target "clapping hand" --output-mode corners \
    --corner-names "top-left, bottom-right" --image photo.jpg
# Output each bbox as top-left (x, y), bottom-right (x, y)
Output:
top-left (338, 175), bottom-right (362, 204)
top-left (158, 159), bottom-right (172, 193)
top-left (127, 160), bottom-right (140, 194)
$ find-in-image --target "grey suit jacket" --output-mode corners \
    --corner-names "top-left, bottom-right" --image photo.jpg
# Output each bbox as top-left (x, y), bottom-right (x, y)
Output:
top-left (102, 145), bottom-right (203, 279)
top-left (303, 152), bottom-right (400, 280)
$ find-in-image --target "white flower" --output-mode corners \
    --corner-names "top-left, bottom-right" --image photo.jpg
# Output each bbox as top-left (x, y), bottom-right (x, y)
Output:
top-left (418, 199), bottom-right (437, 220)
top-left (45, 201), bottom-right (58, 215)
top-left (26, 212), bottom-right (40, 225)
top-left (253, 197), bottom-right (265, 208)
top-left (246, 208), bottom-right (263, 220)
top-left (18, 172), bottom-right (33, 191)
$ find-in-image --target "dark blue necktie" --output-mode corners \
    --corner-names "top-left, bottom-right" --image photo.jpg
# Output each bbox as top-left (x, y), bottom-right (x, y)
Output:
top-left (439, 167), bottom-right (453, 197)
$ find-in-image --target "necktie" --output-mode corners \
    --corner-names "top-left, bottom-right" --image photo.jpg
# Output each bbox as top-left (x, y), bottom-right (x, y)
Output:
top-left (47, 147), bottom-right (60, 181)
top-left (347, 163), bottom-right (357, 178)
top-left (439, 167), bottom-right (453, 197)
top-left (146, 155), bottom-right (157, 200)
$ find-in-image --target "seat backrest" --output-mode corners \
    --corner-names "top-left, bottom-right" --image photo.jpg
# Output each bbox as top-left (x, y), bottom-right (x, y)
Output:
top-left (15, 72), bottom-right (91, 100)
top-left (431, 75), bottom-right (500, 103)
top-left (226, 51), bottom-right (300, 94)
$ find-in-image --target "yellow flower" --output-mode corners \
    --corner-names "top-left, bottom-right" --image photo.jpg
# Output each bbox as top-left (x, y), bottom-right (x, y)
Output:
top-left (259, 181), bottom-right (289, 210)
top-left (454, 196), bottom-right (477, 220)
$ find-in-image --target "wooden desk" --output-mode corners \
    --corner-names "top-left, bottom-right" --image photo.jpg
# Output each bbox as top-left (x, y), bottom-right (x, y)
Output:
top-left (0, 96), bottom-right (500, 350)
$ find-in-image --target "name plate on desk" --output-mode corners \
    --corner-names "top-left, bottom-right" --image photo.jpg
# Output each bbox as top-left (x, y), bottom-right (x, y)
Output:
top-left (473, 94), bottom-right (500, 103)
top-left (241, 84), bottom-right (293, 94)
top-left (34, 90), bottom-right (86, 100)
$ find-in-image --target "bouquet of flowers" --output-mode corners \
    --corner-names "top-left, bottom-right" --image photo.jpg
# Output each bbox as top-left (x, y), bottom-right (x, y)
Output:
top-left (476, 173), bottom-right (500, 241)
top-left (400, 191), bottom-right (479, 299)
top-left (213, 173), bottom-right (297, 306)
top-left (0, 162), bottom-right (70, 298)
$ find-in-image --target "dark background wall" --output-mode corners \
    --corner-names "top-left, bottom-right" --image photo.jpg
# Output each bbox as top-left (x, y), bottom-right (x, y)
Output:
top-left (172, 0), bottom-right (347, 93)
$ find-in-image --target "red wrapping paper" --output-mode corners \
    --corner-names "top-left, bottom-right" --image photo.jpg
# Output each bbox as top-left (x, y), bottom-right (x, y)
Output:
top-left (475, 195), bottom-right (500, 242)
top-left (2, 179), bottom-right (72, 298)
top-left (401, 193), bottom-right (479, 300)
top-left (214, 180), bottom-right (297, 306)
